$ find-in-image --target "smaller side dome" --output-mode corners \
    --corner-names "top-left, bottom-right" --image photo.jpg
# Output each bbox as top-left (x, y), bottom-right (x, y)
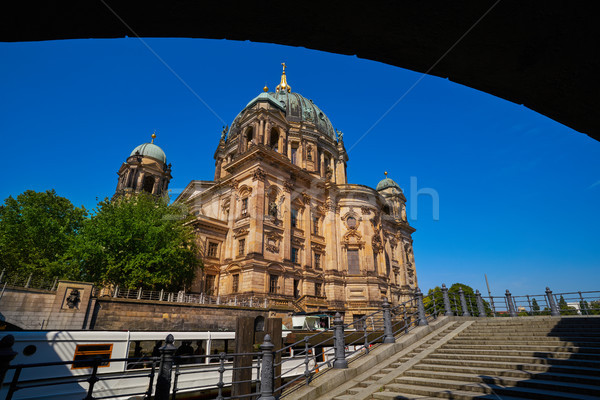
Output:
top-left (130, 143), bottom-right (167, 164)
top-left (376, 172), bottom-right (402, 192)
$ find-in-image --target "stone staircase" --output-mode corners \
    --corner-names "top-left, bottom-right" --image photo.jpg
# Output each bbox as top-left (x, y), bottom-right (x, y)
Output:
top-left (312, 317), bottom-right (600, 400)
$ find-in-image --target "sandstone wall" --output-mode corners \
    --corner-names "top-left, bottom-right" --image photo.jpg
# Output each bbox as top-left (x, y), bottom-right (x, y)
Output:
top-left (91, 297), bottom-right (270, 331)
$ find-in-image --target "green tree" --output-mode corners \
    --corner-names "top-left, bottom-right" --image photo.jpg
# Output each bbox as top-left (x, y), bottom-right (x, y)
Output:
top-left (558, 295), bottom-right (578, 315)
top-left (0, 190), bottom-right (87, 282)
top-left (531, 298), bottom-right (540, 314)
top-left (424, 283), bottom-right (491, 316)
top-left (65, 193), bottom-right (200, 290)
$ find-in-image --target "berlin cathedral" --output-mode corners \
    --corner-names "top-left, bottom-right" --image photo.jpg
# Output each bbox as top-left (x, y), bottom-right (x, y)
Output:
top-left (115, 65), bottom-right (418, 322)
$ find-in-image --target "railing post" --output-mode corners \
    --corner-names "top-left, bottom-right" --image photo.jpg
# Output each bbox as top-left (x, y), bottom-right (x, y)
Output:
top-left (416, 288), bottom-right (428, 326)
top-left (475, 290), bottom-right (486, 317)
top-left (578, 291), bottom-right (588, 315)
top-left (333, 312), bottom-right (348, 368)
top-left (258, 334), bottom-right (275, 400)
top-left (83, 360), bottom-right (100, 400)
top-left (0, 334), bottom-right (17, 387)
top-left (382, 297), bottom-right (395, 343)
top-left (458, 288), bottom-right (470, 317)
top-left (505, 290), bottom-right (517, 317)
top-left (0, 269), bottom-right (4, 284)
top-left (546, 287), bottom-right (560, 316)
top-left (113, 285), bottom-right (119, 297)
top-left (137, 287), bottom-right (142, 300)
top-left (24, 273), bottom-right (32, 288)
top-left (155, 334), bottom-right (176, 400)
top-left (441, 284), bottom-right (453, 316)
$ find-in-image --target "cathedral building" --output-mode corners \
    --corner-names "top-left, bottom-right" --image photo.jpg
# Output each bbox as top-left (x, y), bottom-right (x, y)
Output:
top-left (119, 66), bottom-right (418, 322)
top-left (172, 66), bottom-right (418, 321)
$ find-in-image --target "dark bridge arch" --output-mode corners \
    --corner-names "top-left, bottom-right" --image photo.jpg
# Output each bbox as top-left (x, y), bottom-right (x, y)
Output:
top-left (2, 1), bottom-right (597, 140)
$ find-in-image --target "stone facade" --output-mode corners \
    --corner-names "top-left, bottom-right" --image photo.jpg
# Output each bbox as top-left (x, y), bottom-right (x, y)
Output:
top-left (0, 281), bottom-right (95, 330)
top-left (175, 67), bottom-right (418, 321)
top-left (91, 298), bottom-right (270, 331)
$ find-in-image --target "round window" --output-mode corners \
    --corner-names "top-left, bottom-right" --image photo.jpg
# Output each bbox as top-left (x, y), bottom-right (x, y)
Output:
top-left (23, 345), bottom-right (37, 356)
top-left (347, 216), bottom-right (357, 228)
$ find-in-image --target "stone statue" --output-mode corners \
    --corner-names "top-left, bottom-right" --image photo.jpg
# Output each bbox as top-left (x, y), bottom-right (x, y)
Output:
top-left (336, 129), bottom-right (343, 141)
top-left (221, 125), bottom-right (228, 140)
top-left (268, 201), bottom-right (278, 218)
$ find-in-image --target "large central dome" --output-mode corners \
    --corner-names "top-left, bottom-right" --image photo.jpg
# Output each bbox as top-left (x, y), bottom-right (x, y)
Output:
top-left (228, 66), bottom-right (337, 141)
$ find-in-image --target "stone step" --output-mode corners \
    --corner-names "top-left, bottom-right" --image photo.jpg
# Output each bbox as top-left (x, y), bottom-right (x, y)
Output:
top-left (426, 352), bottom-right (600, 368)
top-left (441, 343), bottom-right (600, 353)
top-left (391, 376), bottom-right (600, 399)
top-left (420, 357), bottom-right (600, 376)
top-left (399, 370), bottom-right (600, 396)
top-left (456, 332), bottom-right (600, 339)
top-left (412, 362), bottom-right (600, 386)
top-left (380, 381), bottom-right (597, 400)
top-left (332, 394), bottom-right (356, 400)
top-left (372, 388), bottom-right (524, 400)
top-left (449, 338), bottom-right (600, 346)
top-left (433, 347), bottom-right (600, 360)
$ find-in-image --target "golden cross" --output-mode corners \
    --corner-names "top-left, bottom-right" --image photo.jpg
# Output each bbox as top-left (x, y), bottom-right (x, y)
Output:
top-left (282, 62), bottom-right (287, 73)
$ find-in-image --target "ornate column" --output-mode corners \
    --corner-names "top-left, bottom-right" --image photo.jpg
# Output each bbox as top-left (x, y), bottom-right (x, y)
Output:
top-left (224, 181), bottom-right (239, 260)
top-left (250, 168), bottom-right (266, 255)
top-left (258, 119), bottom-right (264, 145)
top-left (320, 151), bottom-right (325, 178)
top-left (263, 120), bottom-right (270, 144)
top-left (303, 203), bottom-right (313, 269)
top-left (323, 198), bottom-right (338, 272)
top-left (283, 181), bottom-right (293, 262)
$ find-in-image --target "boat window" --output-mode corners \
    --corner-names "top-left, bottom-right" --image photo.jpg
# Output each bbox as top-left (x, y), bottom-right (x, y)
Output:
top-left (209, 339), bottom-right (235, 363)
top-left (72, 344), bottom-right (113, 369)
top-left (126, 339), bottom-right (209, 368)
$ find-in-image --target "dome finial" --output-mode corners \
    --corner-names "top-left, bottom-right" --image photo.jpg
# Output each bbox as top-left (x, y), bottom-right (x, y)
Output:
top-left (263, 83), bottom-right (268, 92)
top-left (276, 62), bottom-right (291, 93)
top-left (151, 131), bottom-right (157, 144)
top-left (384, 171), bottom-right (388, 177)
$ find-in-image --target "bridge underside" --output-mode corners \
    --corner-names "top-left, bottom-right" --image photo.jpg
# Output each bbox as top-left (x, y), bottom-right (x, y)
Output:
top-left (1, 1), bottom-right (598, 141)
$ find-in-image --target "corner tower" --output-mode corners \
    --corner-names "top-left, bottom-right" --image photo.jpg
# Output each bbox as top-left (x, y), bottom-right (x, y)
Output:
top-left (115, 133), bottom-right (172, 197)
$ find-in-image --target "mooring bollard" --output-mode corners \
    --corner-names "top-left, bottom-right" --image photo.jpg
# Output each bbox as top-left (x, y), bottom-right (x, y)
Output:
top-left (258, 334), bottom-right (275, 400)
top-left (546, 287), bottom-right (560, 316)
top-left (333, 312), bottom-right (348, 368)
top-left (155, 334), bottom-right (176, 400)
top-left (459, 288), bottom-right (471, 317)
top-left (475, 290), bottom-right (486, 317)
top-left (416, 288), bottom-right (428, 326)
top-left (506, 290), bottom-right (517, 317)
top-left (382, 297), bottom-right (395, 344)
top-left (441, 284), bottom-right (453, 316)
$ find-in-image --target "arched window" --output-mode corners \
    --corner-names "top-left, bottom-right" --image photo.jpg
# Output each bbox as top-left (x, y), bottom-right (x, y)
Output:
top-left (245, 127), bottom-right (254, 148)
top-left (270, 128), bottom-right (279, 152)
top-left (142, 175), bottom-right (154, 193)
top-left (385, 252), bottom-right (391, 277)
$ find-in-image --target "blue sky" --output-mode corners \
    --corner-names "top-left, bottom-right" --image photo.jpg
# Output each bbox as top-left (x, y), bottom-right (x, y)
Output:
top-left (1, 38), bottom-right (598, 296)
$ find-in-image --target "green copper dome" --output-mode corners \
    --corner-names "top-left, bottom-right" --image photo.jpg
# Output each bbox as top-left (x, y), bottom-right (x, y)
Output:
top-left (228, 66), bottom-right (338, 141)
top-left (376, 175), bottom-right (402, 192)
top-left (230, 90), bottom-right (337, 140)
top-left (130, 143), bottom-right (167, 164)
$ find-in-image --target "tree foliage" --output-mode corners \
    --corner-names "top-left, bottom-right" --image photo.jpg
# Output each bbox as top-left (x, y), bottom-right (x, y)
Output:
top-left (65, 193), bottom-right (200, 290)
top-left (424, 283), bottom-right (491, 316)
top-left (0, 190), bottom-right (87, 281)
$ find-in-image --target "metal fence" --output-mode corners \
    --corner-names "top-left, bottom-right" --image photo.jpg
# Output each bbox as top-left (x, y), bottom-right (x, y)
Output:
top-left (2, 284), bottom-right (598, 399)
top-left (107, 286), bottom-right (282, 309)
top-left (0, 270), bottom-right (59, 293)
